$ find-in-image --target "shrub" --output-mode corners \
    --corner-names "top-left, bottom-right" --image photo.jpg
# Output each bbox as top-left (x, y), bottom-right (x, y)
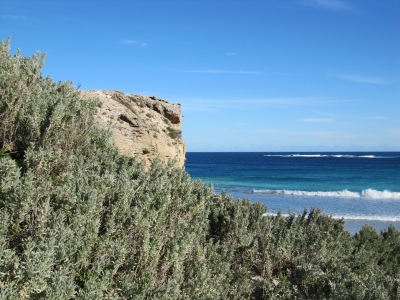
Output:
top-left (1, 38), bottom-right (398, 299)
top-left (167, 127), bottom-right (181, 140)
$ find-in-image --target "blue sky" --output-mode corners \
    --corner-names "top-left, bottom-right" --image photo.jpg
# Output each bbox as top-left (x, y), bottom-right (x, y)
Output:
top-left (1, 0), bottom-right (399, 151)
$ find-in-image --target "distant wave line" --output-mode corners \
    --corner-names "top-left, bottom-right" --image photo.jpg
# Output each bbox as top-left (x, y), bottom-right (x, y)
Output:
top-left (263, 154), bottom-right (399, 158)
top-left (252, 188), bottom-right (400, 199)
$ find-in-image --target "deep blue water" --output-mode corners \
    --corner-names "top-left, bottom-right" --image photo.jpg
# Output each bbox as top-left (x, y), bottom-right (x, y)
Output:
top-left (185, 152), bottom-right (400, 234)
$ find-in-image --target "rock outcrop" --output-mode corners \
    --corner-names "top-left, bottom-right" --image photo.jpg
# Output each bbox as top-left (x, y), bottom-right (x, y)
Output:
top-left (80, 90), bottom-right (186, 168)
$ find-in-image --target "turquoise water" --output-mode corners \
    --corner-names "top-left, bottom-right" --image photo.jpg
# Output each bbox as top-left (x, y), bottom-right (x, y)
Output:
top-left (185, 152), bottom-right (400, 234)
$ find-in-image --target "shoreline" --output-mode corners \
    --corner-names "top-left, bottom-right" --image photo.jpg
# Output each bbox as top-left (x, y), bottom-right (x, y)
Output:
top-left (344, 219), bottom-right (400, 236)
top-left (263, 213), bottom-right (400, 236)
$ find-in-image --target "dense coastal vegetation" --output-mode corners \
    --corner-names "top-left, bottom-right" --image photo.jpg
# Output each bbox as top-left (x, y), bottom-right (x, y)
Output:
top-left (1, 38), bottom-right (399, 299)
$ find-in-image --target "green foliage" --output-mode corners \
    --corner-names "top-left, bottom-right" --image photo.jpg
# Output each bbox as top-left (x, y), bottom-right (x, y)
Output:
top-left (0, 149), bottom-right (8, 161)
top-left (253, 210), bottom-right (399, 299)
top-left (1, 38), bottom-right (399, 299)
top-left (353, 224), bottom-right (400, 277)
top-left (167, 127), bottom-right (181, 140)
top-left (167, 127), bottom-right (176, 139)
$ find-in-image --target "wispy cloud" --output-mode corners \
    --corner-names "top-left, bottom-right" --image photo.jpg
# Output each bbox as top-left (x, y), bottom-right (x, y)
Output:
top-left (178, 70), bottom-right (263, 74)
top-left (2, 14), bottom-right (27, 20)
top-left (259, 128), bottom-right (298, 135)
top-left (331, 73), bottom-right (388, 85)
top-left (226, 52), bottom-right (237, 56)
top-left (297, 0), bottom-right (352, 12)
top-left (180, 97), bottom-right (357, 112)
top-left (308, 131), bottom-right (346, 138)
top-left (223, 97), bottom-right (357, 106)
top-left (118, 40), bottom-right (148, 47)
top-left (259, 128), bottom-right (346, 139)
top-left (367, 116), bottom-right (386, 120)
top-left (386, 129), bottom-right (400, 135)
top-left (311, 110), bottom-right (338, 117)
top-left (301, 118), bottom-right (334, 122)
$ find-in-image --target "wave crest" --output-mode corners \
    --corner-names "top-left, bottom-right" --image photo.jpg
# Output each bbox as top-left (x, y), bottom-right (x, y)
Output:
top-left (252, 189), bottom-right (400, 199)
top-left (361, 188), bottom-right (400, 199)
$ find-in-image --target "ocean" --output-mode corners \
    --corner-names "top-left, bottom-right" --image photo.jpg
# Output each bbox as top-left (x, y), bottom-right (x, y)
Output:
top-left (185, 152), bottom-right (400, 235)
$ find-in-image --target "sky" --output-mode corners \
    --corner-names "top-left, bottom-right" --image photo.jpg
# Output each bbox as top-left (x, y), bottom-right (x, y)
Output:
top-left (1, 0), bottom-right (399, 152)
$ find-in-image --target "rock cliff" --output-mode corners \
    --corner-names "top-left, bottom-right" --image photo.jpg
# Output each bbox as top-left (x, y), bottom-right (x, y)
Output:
top-left (80, 90), bottom-right (186, 168)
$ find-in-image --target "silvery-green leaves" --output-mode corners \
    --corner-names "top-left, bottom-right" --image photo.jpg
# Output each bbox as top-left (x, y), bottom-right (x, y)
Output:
top-left (0, 38), bottom-right (398, 299)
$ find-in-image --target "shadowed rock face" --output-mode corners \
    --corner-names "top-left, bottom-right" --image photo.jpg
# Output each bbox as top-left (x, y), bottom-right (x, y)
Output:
top-left (80, 90), bottom-right (186, 168)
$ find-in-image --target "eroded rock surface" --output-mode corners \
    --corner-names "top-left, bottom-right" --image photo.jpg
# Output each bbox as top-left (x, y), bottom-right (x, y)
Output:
top-left (80, 90), bottom-right (186, 168)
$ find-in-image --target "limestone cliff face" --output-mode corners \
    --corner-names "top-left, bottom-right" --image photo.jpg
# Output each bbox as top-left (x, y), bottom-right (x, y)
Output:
top-left (80, 90), bottom-right (186, 168)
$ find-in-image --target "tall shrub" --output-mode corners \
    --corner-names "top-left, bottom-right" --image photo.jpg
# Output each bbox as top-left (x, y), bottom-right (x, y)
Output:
top-left (1, 38), bottom-right (399, 299)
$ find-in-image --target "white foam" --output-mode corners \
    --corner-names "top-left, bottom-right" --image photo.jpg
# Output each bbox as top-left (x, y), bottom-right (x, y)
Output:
top-left (262, 213), bottom-right (400, 222)
top-left (253, 189), bottom-right (360, 198)
top-left (288, 154), bottom-right (326, 158)
top-left (332, 215), bottom-right (400, 222)
top-left (253, 188), bottom-right (400, 199)
top-left (264, 154), bottom-right (328, 158)
top-left (361, 189), bottom-right (400, 199)
top-left (263, 212), bottom-right (291, 217)
top-left (263, 154), bottom-right (396, 158)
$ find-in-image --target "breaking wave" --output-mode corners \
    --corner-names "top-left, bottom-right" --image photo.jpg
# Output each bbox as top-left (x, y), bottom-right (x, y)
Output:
top-left (361, 189), bottom-right (400, 199)
top-left (252, 188), bottom-right (400, 199)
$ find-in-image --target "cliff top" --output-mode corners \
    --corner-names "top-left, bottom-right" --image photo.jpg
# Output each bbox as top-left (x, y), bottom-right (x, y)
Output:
top-left (80, 90), bottom-right (186, 168)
